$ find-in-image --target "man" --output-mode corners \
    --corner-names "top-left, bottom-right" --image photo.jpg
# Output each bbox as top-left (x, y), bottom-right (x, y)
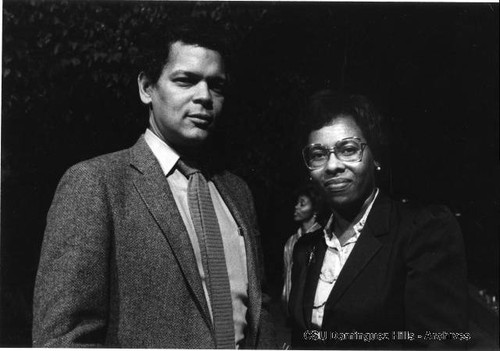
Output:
top-left (33, 21), bottom-right (276, 348)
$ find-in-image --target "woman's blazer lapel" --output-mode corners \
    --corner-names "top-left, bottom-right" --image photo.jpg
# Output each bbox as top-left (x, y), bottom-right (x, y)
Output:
top-left (302, 238), bottom-right (327, 329)
top-left (128, 136), bottom-right (213, 331)
top-left (319, 193), bottom-right (392, 325)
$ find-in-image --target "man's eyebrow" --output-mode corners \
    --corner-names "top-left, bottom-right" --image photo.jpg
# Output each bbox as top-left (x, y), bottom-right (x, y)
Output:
top-left (171, 70), bottom-right (226, 81)
top-left (170, 70), bottom-right (197, 77)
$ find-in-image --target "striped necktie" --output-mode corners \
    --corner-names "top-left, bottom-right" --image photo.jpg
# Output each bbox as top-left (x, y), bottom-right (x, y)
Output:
top-left (176, 159), bottom-right (235, 349)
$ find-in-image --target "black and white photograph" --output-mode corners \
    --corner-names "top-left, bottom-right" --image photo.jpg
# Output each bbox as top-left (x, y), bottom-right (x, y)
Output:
top-left (1, 1), bottom-right (498, 349)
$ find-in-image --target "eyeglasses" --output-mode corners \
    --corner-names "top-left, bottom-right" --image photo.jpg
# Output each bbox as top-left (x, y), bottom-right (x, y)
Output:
top-left (302, 137), bottom-right (367, 170)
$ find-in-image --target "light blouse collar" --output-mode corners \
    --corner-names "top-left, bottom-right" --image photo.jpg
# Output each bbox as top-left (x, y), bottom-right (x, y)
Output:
top-left (323, 188), bottom-right (379, 246)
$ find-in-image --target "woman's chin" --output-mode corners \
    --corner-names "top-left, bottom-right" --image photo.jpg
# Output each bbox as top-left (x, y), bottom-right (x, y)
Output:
top-left (328, 193), bottom-right (352, 208)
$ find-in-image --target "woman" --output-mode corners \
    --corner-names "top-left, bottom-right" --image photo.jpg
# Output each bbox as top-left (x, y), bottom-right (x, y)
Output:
top-left (289, 91), bottom-right (468, 349)
top-left (282, 185), bottom-right (323, 309)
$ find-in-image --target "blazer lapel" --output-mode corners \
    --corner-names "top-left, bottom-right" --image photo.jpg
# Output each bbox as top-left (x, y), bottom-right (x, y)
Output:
top-left (212, 174), bottom-right (261, 346)
top-left (128, 136), bottom-right (213, 330)
top-left (302, 239), bottom-right (327, 329)
top-left (324, 193), bottom-right (392, 314)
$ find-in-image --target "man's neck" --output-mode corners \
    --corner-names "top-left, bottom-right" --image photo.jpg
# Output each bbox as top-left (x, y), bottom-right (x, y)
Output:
top-left (148, 112), bottom-right (167, 142)
top-left (148, 114), bottom-right (202, 160)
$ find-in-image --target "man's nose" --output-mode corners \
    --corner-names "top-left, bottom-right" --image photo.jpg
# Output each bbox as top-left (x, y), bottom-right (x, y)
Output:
top-left (193, 81), bottom-right (212, 104)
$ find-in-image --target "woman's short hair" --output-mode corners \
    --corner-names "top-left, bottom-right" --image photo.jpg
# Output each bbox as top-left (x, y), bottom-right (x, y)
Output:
top-left (303, 90), bottom-right (387, 161)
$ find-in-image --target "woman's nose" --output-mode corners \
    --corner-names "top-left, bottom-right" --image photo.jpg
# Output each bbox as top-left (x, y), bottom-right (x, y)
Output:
top-left (324, 152), bottom-right (345, 172)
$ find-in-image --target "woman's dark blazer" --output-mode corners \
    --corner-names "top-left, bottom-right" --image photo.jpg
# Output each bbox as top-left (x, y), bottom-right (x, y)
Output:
top-left (289, 192), bottom-right (468, 349)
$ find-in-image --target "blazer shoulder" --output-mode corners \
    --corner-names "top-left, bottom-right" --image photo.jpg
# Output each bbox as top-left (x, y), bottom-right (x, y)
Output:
top-left (61, 147), bottom-right (133, 182)
top-left (390, 199), bottom-right (463, 258)
top-left (394, 199), bottom-right (458, 228)
top-left (51, 148), bottom-right (135, 205)
top-left (67, 148), bottom-right (130, 175)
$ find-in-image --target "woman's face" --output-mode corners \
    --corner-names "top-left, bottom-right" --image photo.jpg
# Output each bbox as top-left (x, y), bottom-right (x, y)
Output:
top-left (308, 116), bottom-right (376, 213)
top-left (293, 195), bottom-right (315, 223)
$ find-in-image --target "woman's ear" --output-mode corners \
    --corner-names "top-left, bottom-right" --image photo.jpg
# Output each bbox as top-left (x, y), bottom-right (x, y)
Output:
top-left (138, 72), bottom-right (153, 104)
top-left (374, 160), bottom-right (381, 171)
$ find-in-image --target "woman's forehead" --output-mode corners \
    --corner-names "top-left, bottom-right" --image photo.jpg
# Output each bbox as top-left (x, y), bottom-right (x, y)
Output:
top-left (308, 116), bottom-right (364, 144)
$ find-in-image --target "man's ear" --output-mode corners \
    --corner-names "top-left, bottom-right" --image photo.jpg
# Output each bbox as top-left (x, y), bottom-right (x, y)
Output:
top-left (138, 72), bottom-right (153, 104)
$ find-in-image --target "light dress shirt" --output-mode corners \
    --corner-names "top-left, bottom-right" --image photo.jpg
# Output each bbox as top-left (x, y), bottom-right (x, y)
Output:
top-left (282, 222), bottom-right (322, 306)
top-left (311, 188), bottom-right (379, 328)
top-left (144, 129), bottom-right (248, 347)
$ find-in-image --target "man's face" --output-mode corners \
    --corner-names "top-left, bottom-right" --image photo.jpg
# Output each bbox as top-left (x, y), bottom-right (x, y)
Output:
top-left (142, 41), bottom-right (226, 149)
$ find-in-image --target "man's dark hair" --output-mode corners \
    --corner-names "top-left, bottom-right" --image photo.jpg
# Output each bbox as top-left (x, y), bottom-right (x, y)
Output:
top-left (303, 90), bottom-right (387, 161)
top-left (140, 17), bottom-right (231, 84)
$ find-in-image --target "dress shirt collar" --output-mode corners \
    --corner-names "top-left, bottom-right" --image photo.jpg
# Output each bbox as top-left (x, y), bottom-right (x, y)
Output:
top-left (323, 188), bottom-right (379, 247)
top-left (144, 128), bottom-right (180, 176)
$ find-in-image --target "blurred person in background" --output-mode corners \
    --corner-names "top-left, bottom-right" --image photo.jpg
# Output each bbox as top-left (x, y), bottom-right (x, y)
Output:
top-left (282, 184), bottom-right (324, 311)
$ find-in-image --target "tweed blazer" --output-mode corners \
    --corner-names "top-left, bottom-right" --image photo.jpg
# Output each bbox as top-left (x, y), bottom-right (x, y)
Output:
top-left (289, 192), bottom-right (468, 349)
top-left (32, 136), bottom-right (275, 348)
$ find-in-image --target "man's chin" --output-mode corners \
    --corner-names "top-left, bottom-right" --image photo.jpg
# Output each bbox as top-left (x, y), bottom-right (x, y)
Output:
top-left (172, 131), bottom-right (212, 153)
top-left (188, 131), bottom-right (211, 145)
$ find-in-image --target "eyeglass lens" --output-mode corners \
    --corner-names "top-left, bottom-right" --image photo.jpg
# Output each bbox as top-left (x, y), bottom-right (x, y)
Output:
top-left (304, 138), bottom-right (364, 168)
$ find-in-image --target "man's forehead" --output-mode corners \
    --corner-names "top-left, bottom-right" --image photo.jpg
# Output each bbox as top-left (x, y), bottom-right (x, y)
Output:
top-left (168, 41), bottom-right (223, 60)
top-left (162, 41), bottom-right (226, 78)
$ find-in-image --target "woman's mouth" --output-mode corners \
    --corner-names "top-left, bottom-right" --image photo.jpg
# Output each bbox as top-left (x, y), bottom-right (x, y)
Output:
top-left (324, 178), bottom-right (351, 192)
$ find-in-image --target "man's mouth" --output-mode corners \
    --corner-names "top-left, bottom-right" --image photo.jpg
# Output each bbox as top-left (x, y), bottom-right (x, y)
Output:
top-left (188, 114), bottom-right (213, 127)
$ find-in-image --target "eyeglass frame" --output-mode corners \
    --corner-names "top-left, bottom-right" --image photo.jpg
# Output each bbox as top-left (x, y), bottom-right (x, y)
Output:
top-left (302, 137), bottom-right (368, 170)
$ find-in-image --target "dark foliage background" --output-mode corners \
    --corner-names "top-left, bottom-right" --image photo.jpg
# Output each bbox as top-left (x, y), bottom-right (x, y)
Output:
top-left (1, 1), bottom-right (498, 346)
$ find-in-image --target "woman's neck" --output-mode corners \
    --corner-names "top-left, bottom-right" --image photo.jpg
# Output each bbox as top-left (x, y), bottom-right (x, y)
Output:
top-left (331, 188), bottom-right (377, 242)
top-left (301, 216), bottom-right (317, 232)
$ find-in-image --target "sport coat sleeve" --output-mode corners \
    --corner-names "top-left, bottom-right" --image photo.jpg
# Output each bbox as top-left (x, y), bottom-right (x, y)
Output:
top-left (404, 205), bottom-right (468, 345)
top-left (33, 163), bottom-right (111, 347)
